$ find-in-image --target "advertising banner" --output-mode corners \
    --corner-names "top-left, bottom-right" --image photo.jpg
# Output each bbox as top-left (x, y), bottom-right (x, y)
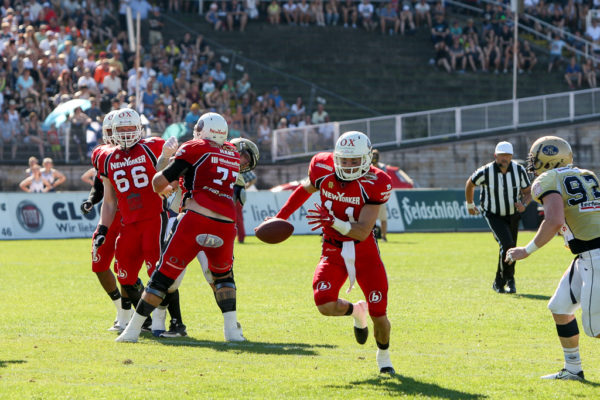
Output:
top-left (0, 192), bottom-right (100, 240)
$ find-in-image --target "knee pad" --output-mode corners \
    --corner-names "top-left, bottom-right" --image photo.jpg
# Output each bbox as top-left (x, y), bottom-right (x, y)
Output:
top-left (147, 270), bottom-right (175, 299)
top-left (213, 270), bottom-right (236, 313)
top-left (168, 268), bottom-right (186, 293)
top-left (556, 318), bottom-right (579, 338)
top-left (122, 278), bottom-right (144, 306)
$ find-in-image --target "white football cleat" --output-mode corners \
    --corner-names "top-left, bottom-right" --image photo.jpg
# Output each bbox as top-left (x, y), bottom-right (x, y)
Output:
top-left (377, 349), bottom-right (395, 375)
top-left (116, 308), bottom-right (133, 332)
top-left (151, 307), bottom-right (167, 337)
top-left (541, 368), bottom-right (584, 381)
top-left (224, 322), bottom-right (246, 342)
top-left (115, 327), bottom-right (140, 343)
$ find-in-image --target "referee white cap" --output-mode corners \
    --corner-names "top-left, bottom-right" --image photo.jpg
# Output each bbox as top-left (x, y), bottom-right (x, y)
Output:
top-left (495, 141), bottom-right (513, 155)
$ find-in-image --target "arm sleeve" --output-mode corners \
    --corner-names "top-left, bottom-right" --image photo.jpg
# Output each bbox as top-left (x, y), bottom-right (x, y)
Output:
top-left (275, 185), bottom-right (312, 220)
top-left (88, 175), bottom-right (105, 205)
top-left (162, 158), bottom-right (192, 183)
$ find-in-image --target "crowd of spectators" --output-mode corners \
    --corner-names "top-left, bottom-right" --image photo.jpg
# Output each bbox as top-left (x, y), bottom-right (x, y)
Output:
top-left (2, 0), bottom-right (600, 165)
top-left (428, 0), bottom-right (600, 91)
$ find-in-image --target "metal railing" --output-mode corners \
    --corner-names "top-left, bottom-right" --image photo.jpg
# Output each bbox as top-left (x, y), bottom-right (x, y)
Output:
top-left (272, 88), bottom-right (600, 161)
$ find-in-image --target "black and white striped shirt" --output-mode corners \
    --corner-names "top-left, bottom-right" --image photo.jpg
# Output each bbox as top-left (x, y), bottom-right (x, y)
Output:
top-left (470, 161), bottom-right (531, 216)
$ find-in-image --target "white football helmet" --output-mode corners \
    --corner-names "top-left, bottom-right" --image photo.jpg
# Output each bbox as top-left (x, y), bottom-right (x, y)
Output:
top-left (333, 131), bottom-right (372, 181)
top-left (111, 108), bottom-right (142, 149)
top-left (101, 110), bottom-right (118, 146)
top-left (193, 112), bottom-right (228, 146)
top-left (230, 137), bottom-right (259, 173)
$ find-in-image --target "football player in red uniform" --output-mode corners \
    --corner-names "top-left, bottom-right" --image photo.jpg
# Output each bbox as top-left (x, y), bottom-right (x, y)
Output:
top-left (116, 112), bottom-right (248, 343)
top-left (94, 108), bottom-right (180, 334)
top-left (80, 110), bottom-right (131, 330)
top-left (274, 131), bottom-right (395, 374)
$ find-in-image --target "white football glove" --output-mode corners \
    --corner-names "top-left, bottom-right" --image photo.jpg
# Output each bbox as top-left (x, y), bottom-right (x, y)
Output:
top-left (162, 137), bottom-right (179, 158)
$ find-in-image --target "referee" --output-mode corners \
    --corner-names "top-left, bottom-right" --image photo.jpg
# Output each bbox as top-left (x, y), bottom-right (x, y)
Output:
top-left (465, 141), bottom-right (532, 294)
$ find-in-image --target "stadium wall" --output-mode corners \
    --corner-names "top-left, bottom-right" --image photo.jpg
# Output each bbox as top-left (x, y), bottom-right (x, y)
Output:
top-left (0, 190), bottom-right (543, 240)
top-left (1, 120), bottom-right (597, 192)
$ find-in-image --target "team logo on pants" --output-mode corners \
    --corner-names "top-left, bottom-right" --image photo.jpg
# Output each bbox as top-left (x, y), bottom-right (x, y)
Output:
top-left (196, 234), bottom-right (224, 248)
top-left (317, 281), bottom-right (331, 291)
top-left (368, 290), bottom-right (382, 303)
top-left (117, 267), bottom-right (127, 280)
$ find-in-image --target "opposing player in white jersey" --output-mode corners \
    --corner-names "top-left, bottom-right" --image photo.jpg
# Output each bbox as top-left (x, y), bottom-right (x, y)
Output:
top-left (507, 136), bottom-right (600, 381)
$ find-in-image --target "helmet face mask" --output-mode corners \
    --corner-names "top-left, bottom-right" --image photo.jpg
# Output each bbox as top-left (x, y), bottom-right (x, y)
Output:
top-left (230, 137), bottom-right (259, 173)
top-left (111, 108), bottom-right (142, 150)
top-left (194, 112), bottom-right (228, 146)
top-left (333, 131), bottom-right (372, 181)
top-left (527, 136), bottom-right (573, 176)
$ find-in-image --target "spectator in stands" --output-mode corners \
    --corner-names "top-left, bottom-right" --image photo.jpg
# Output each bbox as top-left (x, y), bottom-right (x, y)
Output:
top-left (142, 81), bottom-right (158, 115)
top-left (16, 67), bottom-right (38, 99)
top-left (210, 62), bottom-right (227, 89)
top-left (325, 0), bottom-right (340, 26)
top-left (463, 18), bottom-right (478, 45)
top-left (548, 33), bottom-right (567, 72)
top-left (465, 38), bottom-right (485, 72)
top-left (502, 39), bottom-right (516, 74)
top-left (267, 0), bottom-right (281, 25)
top-left (94, 57), bottom-right (111, 87)
top-left (77, 68), bottom-right (99, 95)
top-left (268, 86), bottom-right (284, 107)
top-left (380, 2), bottom-right (400, 35)
top-left (399, 0), bottom-right (415, 35)
top-left (312, 0), bottom-right (326, 27)
top-left (317, 114), bottom-right (334, 145)
top-left (69, 107), bottom-right (89, 162)
top-left (206, 3), bottom-right (225, 31)
top-left (297, 0), bottom-right (311, 27)
top-left (434, 41), bottom-right (452, 73)
top-left (148, 7), bottom-right (164, 46)
top-left (227, 0), bottom-right (248, 31)
top-left (0, 109), bottom-right (18, 161)
top-left (449, 37), bottom-right (466, 73)
top-left (127, 68), bottom-right (147, 97)
top-left (582, 58), bottom-right (597, 88)
top-left (41, 157), bottom-right (66, 191)
top-left (22, 112), bottom-right (46, 160)
top-left (341, 0), bottom-right (357, 28)
top-left (585, 18), bottom-right (600, 55)
top-left (414, 0), bottom-right (431, 29)
top-left (311, 103), bottom-right (329, 124)
top-left (19, 164), bottom-right (51, 193)
top-left (157, 65), bottom-right (175, 94)
top-left (358, 0), bottom-right (376, 32)
top-left (185, 103), bottom-right (202, 134)
top-left (518, 40), bottom-right (537, 74)
top-left (484, 31), bottom-right (502, 74)
top-left (290, 96), bottom-right (306, 120)
top-left (102, 67), bottom-right (122, 97)
top-left (431, 14), bottom-right (449, 46)
top-left (564, 56), bottom-right (582, 89)
top-left (283, 0), bottom-right (298, 25)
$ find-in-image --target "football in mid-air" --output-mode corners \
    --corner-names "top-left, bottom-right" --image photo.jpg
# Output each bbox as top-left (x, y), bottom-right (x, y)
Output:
top-left (254, 218), bottom-right (294, 244)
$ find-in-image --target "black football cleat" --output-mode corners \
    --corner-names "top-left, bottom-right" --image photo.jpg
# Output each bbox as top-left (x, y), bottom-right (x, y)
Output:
top-left (506, 279), bottom-right (516, 294)
top-left (141, 316), bottom-right (153, 333)
top-left (492, 280), bottom-right (506, 293)
top-left (160, 318), bottom-right (187, 338)
top-left (354, 326), bottom-right (369, 345)
top-left (380, 367), bottom-right (396, 375)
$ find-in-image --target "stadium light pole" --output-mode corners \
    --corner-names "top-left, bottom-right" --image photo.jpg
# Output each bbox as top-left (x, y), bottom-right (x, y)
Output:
top-left (511, 0), bottom-right (523, 128)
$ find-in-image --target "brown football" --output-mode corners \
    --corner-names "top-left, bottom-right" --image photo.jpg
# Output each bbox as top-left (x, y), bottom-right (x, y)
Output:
top-left (254, 218), bottom-right (294, 244)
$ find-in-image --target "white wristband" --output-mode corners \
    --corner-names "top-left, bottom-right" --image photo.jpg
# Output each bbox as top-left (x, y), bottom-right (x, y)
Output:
top-left (332, 217), bottom-right (351, 236)
top-left (525, 241), bottom-right (539, 255)
top-left (466, 202), bottom-right (476, 210)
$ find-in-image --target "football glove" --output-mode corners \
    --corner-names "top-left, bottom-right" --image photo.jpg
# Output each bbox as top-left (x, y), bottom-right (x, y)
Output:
top-left (307, 203), bottom-right (334, 231)
top-left (80, 200), bottom-right (94, 215)
top-left (92, 224), bottom-right (109, 259)
top-left (162, 136), bottom-right (179, 158)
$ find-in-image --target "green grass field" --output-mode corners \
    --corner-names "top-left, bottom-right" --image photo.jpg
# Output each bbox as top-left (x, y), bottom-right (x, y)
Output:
top-left (2, 232), bottom-right (599, 399)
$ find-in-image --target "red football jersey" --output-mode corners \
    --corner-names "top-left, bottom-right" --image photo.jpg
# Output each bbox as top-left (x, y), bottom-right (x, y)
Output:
top-left (174, 139), bottom-right (240, 220)
top-left (91, 144), bottom-right (114, 179)
top-left (308, 152), bottom-right (392, 242)
top-left (100, 137), bottom-right (165, 224)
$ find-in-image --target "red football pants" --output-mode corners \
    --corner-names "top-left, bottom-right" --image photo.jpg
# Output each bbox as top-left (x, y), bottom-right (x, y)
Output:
top-left (312, 236), bottom-right (389, 317)
top-left (114, 214), bottom-right (166, 285)
top-left (157, 210), bottom-right (236, 280)
top-left (91, 210), bottom-right (122, 273)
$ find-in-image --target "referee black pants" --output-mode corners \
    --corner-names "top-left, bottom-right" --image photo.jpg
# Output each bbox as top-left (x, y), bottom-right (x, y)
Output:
top-left (483, 212), bottom-right (520, 284)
